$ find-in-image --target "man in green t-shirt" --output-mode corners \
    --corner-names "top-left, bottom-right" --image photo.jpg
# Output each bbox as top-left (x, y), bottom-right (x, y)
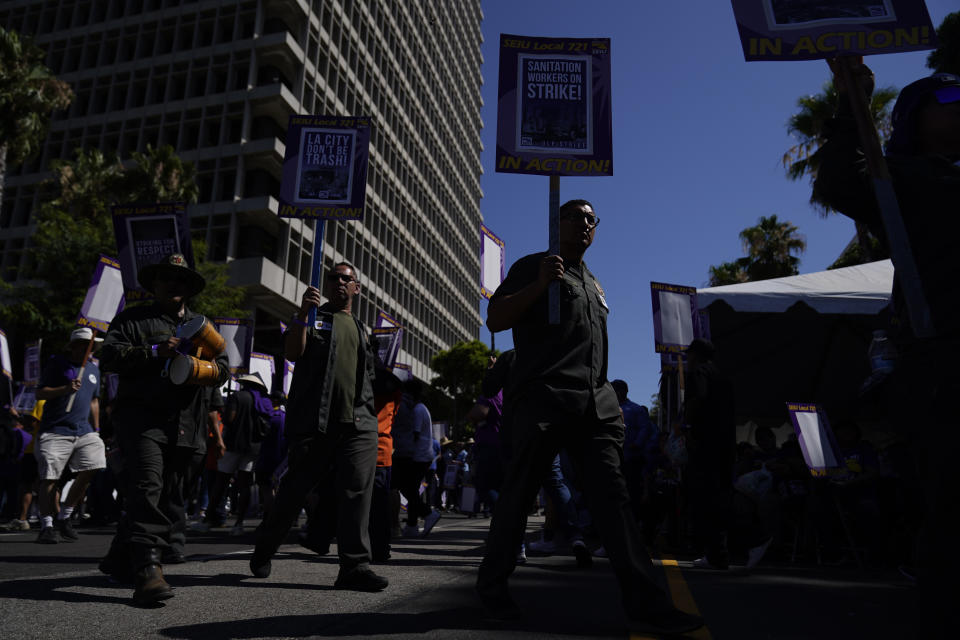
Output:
top-left (251, 261), bottom-right (386, 592)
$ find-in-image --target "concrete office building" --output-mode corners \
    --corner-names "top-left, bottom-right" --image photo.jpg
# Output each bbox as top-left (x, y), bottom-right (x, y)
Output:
top-left (0, 0), bottom-right (485, 382)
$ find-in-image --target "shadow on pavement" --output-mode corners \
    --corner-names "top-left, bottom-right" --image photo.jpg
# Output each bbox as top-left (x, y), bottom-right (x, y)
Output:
top-left (0, 571), bottom-right (347, 607)
top-left (158, 606), bottom-right (625, 638)
top-left (0, 555), bottom-right (102, 565)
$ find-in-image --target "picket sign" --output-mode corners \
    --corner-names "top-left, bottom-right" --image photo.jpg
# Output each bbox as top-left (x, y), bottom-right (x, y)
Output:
top-left (68, 255), bottom-right (125, 412)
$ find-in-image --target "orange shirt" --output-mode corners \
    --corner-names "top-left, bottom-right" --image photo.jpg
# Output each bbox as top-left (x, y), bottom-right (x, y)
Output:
top-left (375, 391), bottom-right (401, 467)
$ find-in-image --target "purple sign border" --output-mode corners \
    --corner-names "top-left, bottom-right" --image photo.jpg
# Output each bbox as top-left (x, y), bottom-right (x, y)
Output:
top-left (23, 341), bottom-right (41, 387)
top-left (278, 115), bottom-right (372, 220)
top-left (372, 326), bottom-right (403, 369)
top-left (111, 203), bottom-right (192, 302)
top-left (730, 0), bottom-right (937, 62)
top-left (650, 281), bottom-right (701, 354)
top-left (375, 310), bottom-right (401, 329)
top-left (215, 317), bottom-right (253, 375)
top-left (496, 34), bottom-right (612, 177)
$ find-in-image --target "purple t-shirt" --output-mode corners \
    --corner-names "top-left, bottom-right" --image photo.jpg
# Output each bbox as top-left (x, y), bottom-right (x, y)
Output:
top-left (475, 392), bottom-right (503, 448)
top-left (39, 354), bottom-right (99, 437)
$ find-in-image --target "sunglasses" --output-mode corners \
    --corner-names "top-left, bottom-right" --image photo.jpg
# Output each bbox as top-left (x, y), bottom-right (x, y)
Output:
top-left (934, 86), bottom-right (960, 105)
top-left (561, 211), bottom-right (600, 227)
top-left (327, 272), bottom-right (356, 283)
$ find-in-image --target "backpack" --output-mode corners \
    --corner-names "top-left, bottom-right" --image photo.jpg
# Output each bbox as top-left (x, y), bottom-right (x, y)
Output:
top-left (252, 410), bottom-right (271, 442)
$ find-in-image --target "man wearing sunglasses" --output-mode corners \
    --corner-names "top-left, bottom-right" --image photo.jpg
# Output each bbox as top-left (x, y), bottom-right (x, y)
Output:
top-left (476, 200), bottom-right (703, 635)
top-left (815, 62), bottom-right (960, 638)
top-left (251, 262), bottom-right (388, 592)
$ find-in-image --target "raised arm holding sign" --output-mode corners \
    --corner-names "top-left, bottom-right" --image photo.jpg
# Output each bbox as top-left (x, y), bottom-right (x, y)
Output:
top-left (495, 34), bottom-right (613, 327)
top-left (738, 3), bottom-right (959, 630)
top-left (277, 116), bottom-right (371, 328)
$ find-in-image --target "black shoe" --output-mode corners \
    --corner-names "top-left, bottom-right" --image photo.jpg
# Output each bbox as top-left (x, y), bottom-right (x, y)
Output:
top-left (627, 605), bottom-right (704, 635)
top-left (372, 550), bottom-right (391, 562)
top-left (572, 540), bottom-right (592, 568)
top-left (133, 564), bottom-right (174, 606)
top-left (55, 518), bottom-right (79, 542)
top-left (334, 566), bottom-right (388, 592)
top-left (298, 531), bottom-right (330, 556)
top-left (162, 549), bottom-right (186, 564)
top-left (35, 526), bottom-right (60, 544)
top-left (421, 510), bottom-right (442, 537)
top-left (99, 553), bottom-right (135, 584)
top-left (250, 552), bottom-right (272, 579)
top-left (478, 590), bottom-right (523, 622)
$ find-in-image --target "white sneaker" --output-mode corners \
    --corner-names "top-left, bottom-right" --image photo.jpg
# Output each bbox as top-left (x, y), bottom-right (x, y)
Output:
top-left (746, 538), bottom-right (772, 569)
top-left (230, 524), bottom-right (245, 537)
top-left (421, 510), bottom-right (441, 537)
top-left (527, 537), bottom-right (561, 554)
top-left (516, 543), bottom-right (527, 564)
top-left (2, 519), bottom-right (30, 531)
top-left (692, 556), bottom-right (727, 570)
top-left (402, 525), bottom-right (420, 538)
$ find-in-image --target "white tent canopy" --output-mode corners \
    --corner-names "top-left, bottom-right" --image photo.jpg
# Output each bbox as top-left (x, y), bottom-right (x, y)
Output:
top-left (697, 260), bottom-right (893, 315)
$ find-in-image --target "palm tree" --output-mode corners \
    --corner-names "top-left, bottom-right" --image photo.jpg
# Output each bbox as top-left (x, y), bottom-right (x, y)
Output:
top-left (782, 79), bottom-right (896, 261)
top-left (927, 11), bottom-right (960, 75)
top-left (122, 144), bottom-right (200, 205)
top-left (0, 27), bottom-right (73, 204)
top-left (706, 215), bottom-right (806, 286)
top-left (708, 259), bottom-right (750, 287)
top-left (739, 214), bottom-right (806, 282)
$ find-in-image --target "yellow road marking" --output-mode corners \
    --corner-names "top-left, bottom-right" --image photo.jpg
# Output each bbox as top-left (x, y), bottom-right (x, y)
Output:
top-left (631, 555), bottom-right (712, 640)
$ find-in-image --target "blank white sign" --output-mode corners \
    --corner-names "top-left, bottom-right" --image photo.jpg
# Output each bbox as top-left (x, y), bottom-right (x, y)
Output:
top-left (248, 357), bottom-right (274, 394)
top-left (482, 234), bottom-right (503, 294)
top-left (283, 361), bottom-right (294, 397)
top-left (0, 332), bottom-right (11, 378)
top-left (218, 323), bottom-right (247, 370)
top-left (796, 411), bottom-right (839, 469)
top-left (86, 265), bottom-right (125, 324)
top-left (659, 291), bottom-right (694, 346)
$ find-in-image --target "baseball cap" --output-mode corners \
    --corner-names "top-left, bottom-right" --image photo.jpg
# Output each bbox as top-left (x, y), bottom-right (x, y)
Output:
top-left (70, 327), bottom-right (104, 343)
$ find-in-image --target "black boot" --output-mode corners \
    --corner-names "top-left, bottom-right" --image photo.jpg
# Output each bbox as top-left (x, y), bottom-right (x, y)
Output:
top-left (99, 539), bottom-right (135, 584)
top-left (132, 547), bottom-right (173, 605)
top-left (133, 564), bottom-right (174, 605)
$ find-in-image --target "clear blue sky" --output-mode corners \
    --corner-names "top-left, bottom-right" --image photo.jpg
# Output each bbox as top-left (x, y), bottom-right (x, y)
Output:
top-left (474, 1), bottom-right (956, 406)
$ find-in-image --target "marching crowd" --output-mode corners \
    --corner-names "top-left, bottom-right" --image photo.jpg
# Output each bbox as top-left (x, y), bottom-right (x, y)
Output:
top-left (0, 63), bottom-right (957, 637)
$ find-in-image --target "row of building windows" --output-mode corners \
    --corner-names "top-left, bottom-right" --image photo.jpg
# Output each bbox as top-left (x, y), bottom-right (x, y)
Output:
top-left (3, 0), bottom-right (482, 316)
top-left (0, 0), bottom-right (484, 365)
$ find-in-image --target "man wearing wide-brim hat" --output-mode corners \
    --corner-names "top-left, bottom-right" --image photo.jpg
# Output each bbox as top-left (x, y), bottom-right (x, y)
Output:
top-left (97, 253), bottom-right (230, 605)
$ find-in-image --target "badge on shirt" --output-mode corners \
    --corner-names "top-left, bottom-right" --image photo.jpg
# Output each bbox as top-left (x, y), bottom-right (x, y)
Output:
top-left (594, 280), bottom-right (610, 311)
top-left (314, 320), bottom-right (331, 332)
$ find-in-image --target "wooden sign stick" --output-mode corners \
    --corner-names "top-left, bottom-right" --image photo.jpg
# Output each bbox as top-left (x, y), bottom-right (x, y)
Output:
top-left (65, 333), bottom-right (97, 413)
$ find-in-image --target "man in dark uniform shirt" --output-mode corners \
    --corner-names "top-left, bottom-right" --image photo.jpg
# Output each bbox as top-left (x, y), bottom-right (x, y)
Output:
top-left (476, 199), bottom-right (703, 635)
top-left (98, 253), bottom-right (230, 605)
top-left (250, 261), bottom-right (387, 592)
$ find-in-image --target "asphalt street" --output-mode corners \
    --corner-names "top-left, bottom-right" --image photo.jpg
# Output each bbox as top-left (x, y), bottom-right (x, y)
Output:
top-left (0, 513), bottom-right (915, 639)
